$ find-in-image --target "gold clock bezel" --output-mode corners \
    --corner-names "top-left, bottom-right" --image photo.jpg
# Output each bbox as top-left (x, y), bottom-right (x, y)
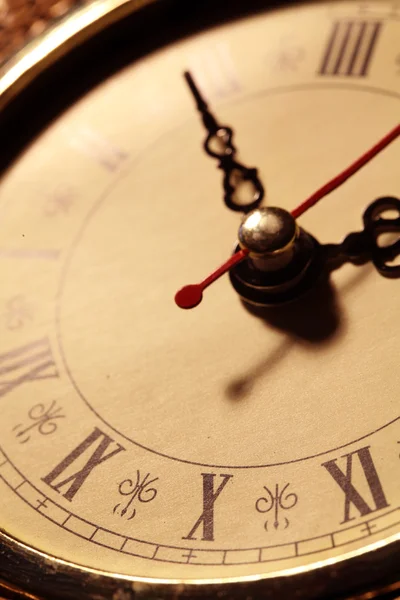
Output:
top-left (0, 0), bottom-right (399, 598)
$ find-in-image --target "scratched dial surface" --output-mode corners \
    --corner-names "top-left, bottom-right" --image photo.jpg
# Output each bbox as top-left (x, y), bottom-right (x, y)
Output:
top-left (0, 0), bottom-right (399, 583)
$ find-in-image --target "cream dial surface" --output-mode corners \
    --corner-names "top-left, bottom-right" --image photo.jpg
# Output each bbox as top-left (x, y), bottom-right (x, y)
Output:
top-left (0, 0), bottom-right (399, 582)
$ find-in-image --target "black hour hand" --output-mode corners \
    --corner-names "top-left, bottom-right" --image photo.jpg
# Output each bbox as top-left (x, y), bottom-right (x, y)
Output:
top-left (184, 70), bottom-right (264, 213)
top-left (326, 196), bottom-right (400, 278)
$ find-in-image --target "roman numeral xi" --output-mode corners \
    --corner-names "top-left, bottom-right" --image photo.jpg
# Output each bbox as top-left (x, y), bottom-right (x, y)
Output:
top-left (322, 446), bottom-right (389, 524)
top-left (319, 20), bottom-right (382, 77)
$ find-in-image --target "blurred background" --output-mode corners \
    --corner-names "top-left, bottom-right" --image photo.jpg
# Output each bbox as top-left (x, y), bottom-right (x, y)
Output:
top-left (0, 0), bottom-right (80, 63)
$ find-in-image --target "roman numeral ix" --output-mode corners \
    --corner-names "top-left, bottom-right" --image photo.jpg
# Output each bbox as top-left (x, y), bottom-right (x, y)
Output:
top-left (183, 473), bottom-right (233, 542)
top-left (42, 427), bottom-right (125, 501)
top-left (322, 446), bottom-right (389, 524)
top-left (319, 20), bottom-right (382, 77)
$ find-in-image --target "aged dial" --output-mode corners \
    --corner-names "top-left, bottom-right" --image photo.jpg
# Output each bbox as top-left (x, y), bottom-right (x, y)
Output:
top-left (0, 0), bottom-right (399, 598)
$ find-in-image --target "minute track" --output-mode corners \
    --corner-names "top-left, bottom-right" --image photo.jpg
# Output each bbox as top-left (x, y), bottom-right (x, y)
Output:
top-left (1, 445), bottom-right (400, 567)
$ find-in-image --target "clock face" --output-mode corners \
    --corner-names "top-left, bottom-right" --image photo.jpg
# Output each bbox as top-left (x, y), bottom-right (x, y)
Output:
top-left (0, 0), bottom-right (399, 592)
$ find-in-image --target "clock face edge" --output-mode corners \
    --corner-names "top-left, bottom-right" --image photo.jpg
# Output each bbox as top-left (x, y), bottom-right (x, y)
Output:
top-left (0, 0), bottom-right (399, 598)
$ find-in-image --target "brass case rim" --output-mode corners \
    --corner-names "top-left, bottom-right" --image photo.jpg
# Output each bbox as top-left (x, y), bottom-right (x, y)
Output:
top-left (1, 527), bottom-right (400, 599)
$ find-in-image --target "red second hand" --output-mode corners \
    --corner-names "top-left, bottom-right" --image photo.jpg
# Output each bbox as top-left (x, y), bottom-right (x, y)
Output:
top-left (175, 248), bottom-right (249, 309)
top-left (175, 123), bottom-right (400, 309)
top-left (291, 123), bottom-right (400, 219)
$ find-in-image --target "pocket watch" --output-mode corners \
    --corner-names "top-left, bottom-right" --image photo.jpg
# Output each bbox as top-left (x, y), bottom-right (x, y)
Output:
top-left (0, 0), bottom-right (399, 598)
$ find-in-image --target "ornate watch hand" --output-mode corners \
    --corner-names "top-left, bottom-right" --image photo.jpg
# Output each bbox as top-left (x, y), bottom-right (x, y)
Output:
top-left (325, 196), bottom-right (400, 278)
top-left (184, 70), bottom-right (264, 213)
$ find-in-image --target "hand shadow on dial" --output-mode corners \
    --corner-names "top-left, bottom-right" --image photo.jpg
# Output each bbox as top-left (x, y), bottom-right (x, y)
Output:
top-left (225, 264), bottom-right (373, 401)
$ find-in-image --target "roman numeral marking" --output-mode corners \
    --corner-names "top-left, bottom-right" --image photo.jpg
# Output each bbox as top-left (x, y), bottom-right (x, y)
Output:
top-left (322, 446), bottom-right (389, 524)
top-left (0, 249), bottom-right (61, 260)
top-left (66, 126), bottom-right (128, 172)
top-left (42, 427), bottom-right (125, 501)
top-left (183, 473), bottom-right (233, 542)
top-left (188, 42), bottom-right (241, 99)
top-left (0, 338), bottom-right (58, 399)
top-left (319, 20), bottom-right (382, 77)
